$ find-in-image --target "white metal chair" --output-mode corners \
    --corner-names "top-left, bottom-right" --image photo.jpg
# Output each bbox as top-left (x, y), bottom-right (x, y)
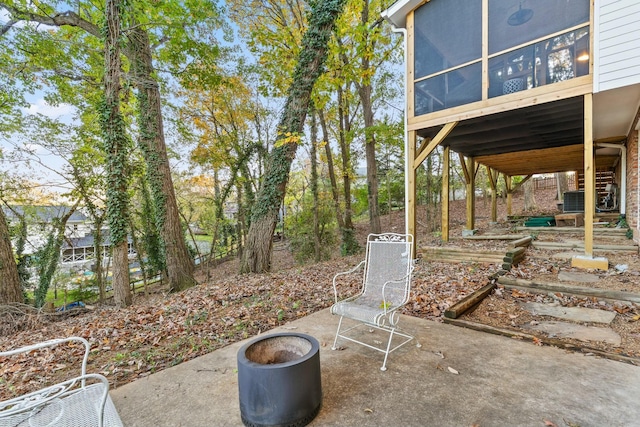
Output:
top-left (0, 337), bottom-right (123, 427)
top-left (331, 233), bottom-right (420, 371)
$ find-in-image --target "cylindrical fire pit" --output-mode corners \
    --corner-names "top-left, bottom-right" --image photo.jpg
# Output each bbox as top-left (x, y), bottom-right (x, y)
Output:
top-left (237, 332), bottom-right (322, 427)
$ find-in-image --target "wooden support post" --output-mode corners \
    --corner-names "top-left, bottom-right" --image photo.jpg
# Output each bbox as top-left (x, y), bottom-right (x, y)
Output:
top-left (413, 123), bottom-right (456, 246)
top-left (442, 146), bottom-right (450, 242)
top-left (572, 93), bottom-right (608, 270)
top-left (408, 130), bottom-right (417, 254)
top-left (583, 93), bottom-right (594, 257)
top-left (487, 166), bottom-right (498, 222)
top-left (464, 156), bottom-right (476, 231)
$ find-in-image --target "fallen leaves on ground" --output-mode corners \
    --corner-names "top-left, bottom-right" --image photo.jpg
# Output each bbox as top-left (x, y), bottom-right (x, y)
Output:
top-left (0, 249), bottom-right (493, 401)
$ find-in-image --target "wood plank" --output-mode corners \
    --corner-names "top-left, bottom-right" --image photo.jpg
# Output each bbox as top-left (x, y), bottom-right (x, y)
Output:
top-left (503, 255), bottom-right (525, 264)
top-left (444, 283), bottom-right (496, 319)
top-left (532, 241), bottom-right (638, 252)
top-left (421, 253), bottom-right (504, 262)
top-left (511, 175), bottom-right (532, 193)
top-left (584, 93), bottom-right (594, 257)
top-left (421, 253), bottom-right (504, 263)
top-left (407, 77), bottom-right (592, 131)
top-left (408, 130), bottom-right (417, 253)
top-left (497, 277), bottom-right (640, 304)
top-left (506, 246), bottom-right (526, 256)
top-left (464, 235), bottom-right (526, 240)
top-left (442, 318), bottom-right (640, 366)
top-left (421, 246), bottom-right (505, 256)
top-left (516, 226), bottom-right (628, 235)
top-left (465, 156), bottom-right (475, 230)
top-left (422, 257), bottom-right (503, 264)
top-left (413, 121), bottom-right (457, 169)
top-left (510, 236), bottom-right (532, 248)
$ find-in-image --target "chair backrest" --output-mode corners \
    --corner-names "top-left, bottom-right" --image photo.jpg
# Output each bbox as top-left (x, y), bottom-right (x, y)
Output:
top-left (362, 233), bottom-right (414, 307)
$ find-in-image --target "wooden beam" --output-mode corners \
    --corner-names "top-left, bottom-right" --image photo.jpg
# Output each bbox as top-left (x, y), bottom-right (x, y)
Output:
top-left (415, 137), bottom-right (431, 160)
top-left (458, 152), bottom-right (470, 183)
top-left (442, 146), bottom-right (450, 242)
top-left (497, 277), bottom-right (640, 304)
top-left (414, 121), bottom-right (458, 169)
top-left (511, 174), bottom-right (533, 193)
top-left (594, 136), bottom-right (627, 144)
top-left (509, 236), bottom-right (532, 248)
top-left (487, 166), bottom-right (499, 222)
top-left (408, 130), bottom-right (417, 256)
top-left (583, 93), bottom-right (594, 257)
top-left (465, 156), bottom-right (475, 230)
top-left (571, 94), bottom-right (610, 270)
top-left (407, 77), bottom-right (592, 131)
top-left (444, 283), bottom-right (496, 319)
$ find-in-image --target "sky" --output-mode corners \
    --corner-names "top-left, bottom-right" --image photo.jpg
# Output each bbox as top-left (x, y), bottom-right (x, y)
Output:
top-left (1, 7), bottom-right (78, 189)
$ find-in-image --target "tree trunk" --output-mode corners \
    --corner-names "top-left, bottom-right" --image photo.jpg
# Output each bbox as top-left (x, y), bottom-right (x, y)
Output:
top-left (336, 85), bottom-right (359, 255)
top-left (318, 108), bottom-right (344, 230)
top-left (356, 0), bottom-right (380, 234)
top-left (524, 179), bottom-right (537, 211)
top-left (0, 208), bottom-right (23, 304)
top-left (101, 0), bottom-right (132, 308)
top-left (363, 97), bottom-right (381, 234)
top-left (112, 240), bottom-right (132, 307)
top-left (337, 86), bottom-right (354, 231)
top-left (240, 0), bottom-right (347, 273)
top-left (35, 204), bottom-right (78, 308)
top-left (309, 106), bottom-right (321, 262)
top-left (93, 219), bottom-right (106, 303)
top-left (556, 172), bottom-right (569, 202)
top-left (129, 27), bottom-right (196, 292)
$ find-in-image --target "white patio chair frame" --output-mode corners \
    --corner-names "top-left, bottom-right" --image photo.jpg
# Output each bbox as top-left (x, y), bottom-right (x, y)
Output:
top-left (0, 337), bottom-right (123, 427)
top-left (331, 233), bottom-right (420, 371)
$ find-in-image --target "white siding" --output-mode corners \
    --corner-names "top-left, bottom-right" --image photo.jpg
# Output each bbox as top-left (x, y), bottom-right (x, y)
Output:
top-left (594, 0), bottom-right (640, 92)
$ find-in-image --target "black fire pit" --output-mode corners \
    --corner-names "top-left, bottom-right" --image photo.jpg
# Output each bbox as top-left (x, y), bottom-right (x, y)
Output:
top-left (237, 332), bottom-right (322, 427)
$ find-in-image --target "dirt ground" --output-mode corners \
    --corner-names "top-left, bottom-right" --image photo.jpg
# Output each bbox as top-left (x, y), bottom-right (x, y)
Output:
top-left (415, 189), bottom-right (640, 360)
top-left (462, 240), bottom-right (640, 359)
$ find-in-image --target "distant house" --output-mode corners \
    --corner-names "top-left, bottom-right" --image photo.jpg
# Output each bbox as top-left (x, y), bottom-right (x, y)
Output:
top-left (382, 0), bottom-right (640, 270)
top-left (4, 205), bottom-right (135, 272)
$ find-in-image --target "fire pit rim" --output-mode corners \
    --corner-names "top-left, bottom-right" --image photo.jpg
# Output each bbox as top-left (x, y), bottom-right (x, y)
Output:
top-left (238, 332), bottom-right (319, 369)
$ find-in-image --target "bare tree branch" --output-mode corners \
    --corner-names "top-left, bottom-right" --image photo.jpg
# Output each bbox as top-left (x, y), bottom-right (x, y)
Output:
top-left (0, 3), bottom-right (100, 37)
top-left (1, 18), bottom-right (17, 36)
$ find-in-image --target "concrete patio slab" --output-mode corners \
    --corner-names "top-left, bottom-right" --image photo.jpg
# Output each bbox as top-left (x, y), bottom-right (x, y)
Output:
top-left (520, 302), bottom-right (617, 324)
top-left (521, 320), bottom-right (622, 346)
top-left (558, 270), bottom-right (601, 283)
top-left (110, 309), bottom-right (640, 427)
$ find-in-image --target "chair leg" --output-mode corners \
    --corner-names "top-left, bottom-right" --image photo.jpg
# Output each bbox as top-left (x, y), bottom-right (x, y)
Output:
top-left (381, 327), bottom-right (396, 371)
top-left (332, 316), bottom-right (344, 350)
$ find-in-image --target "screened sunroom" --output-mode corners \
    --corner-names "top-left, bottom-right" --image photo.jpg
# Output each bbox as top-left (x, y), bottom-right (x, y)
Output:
top-left (408, 0), bottom-right (592, 120)
top-left (383, 0), bottom-right (640, 270)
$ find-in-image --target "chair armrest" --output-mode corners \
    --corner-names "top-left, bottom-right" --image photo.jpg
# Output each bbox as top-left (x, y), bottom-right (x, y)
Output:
top-left (332, 260), bottom-right (365, 303)
top-left (0, 374), bottom-right (110, 421)
top-left (380, 264), bottom-right (415, 315)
